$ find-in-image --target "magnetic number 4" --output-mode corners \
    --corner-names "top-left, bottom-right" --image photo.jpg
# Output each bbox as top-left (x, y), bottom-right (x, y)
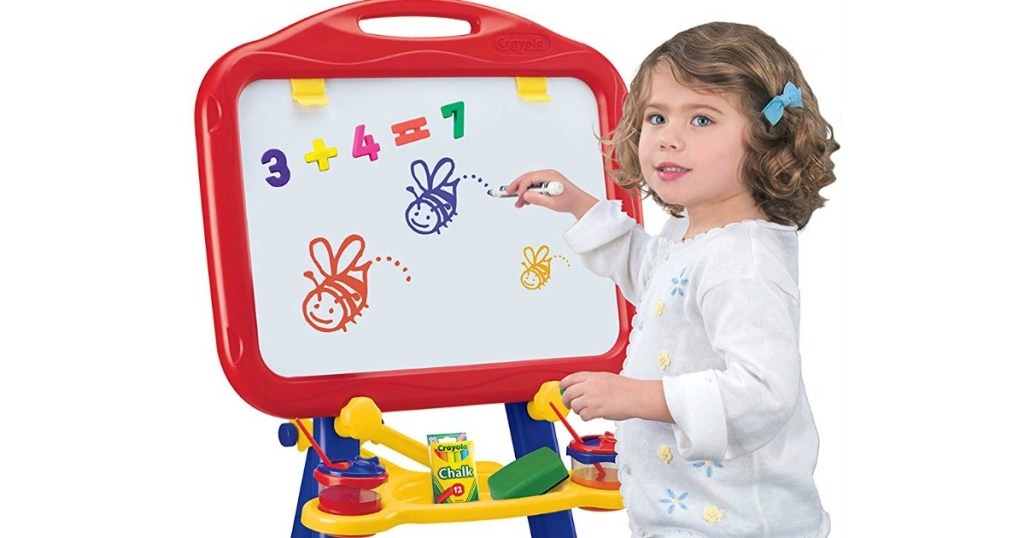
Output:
top-left (352, 124), bottom-right (381, 161)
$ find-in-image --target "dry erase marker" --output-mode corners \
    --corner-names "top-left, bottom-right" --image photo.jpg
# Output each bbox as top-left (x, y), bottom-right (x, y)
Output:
top-left (487, 181), bottom-right (564, 198)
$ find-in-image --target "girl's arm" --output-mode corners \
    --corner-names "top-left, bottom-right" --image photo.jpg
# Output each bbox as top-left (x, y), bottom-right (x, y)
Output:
top-left (560, 372), bottom-right (672, 422)
top-left (563, 200), bottom-right (660, 305)
top-left (663, 274), bottom-right (802, 461)
top-left (508, 170), bottom-right (659, 304)
top-left (561, 258), bottom-right (803, 461)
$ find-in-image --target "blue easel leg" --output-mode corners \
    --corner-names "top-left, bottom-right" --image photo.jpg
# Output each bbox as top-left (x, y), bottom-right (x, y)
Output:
top-left (291, 447), bottom-right (328, 538)
top-left (505, 402), bottom-right (578, 538)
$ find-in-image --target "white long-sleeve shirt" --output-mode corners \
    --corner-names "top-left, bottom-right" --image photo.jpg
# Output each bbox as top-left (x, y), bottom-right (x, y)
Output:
top-left (564, 200), bottom-right (829, 537)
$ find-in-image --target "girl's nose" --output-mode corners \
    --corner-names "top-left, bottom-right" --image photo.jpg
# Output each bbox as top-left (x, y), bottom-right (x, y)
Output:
top-left (658, 129), bottom-right (684, 150)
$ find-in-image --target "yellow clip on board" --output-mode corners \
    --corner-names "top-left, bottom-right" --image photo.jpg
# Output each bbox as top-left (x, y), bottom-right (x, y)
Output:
top-left (291, 78), bottom-right (329, 106)
top-left (515, 77), bottom-right (552, 103)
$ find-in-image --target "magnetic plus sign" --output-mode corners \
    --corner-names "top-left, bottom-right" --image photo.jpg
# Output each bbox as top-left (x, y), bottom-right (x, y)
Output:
top-left (304, 138), bottom-right (338, 171)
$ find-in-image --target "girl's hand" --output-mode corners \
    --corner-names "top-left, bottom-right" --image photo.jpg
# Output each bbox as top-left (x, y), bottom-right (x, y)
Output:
top-left (505, 170), bottom-right (599, 220)
top-left (560, 372), bottom-right (673, 423)
top-left (560, 372), bottom-right (641, 422)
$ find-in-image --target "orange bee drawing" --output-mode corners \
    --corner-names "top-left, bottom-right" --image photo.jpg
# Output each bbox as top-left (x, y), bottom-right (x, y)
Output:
top-left (520, 245), bottom-right (554, 290)
top-left (302, 234), bottom-right (372, 333)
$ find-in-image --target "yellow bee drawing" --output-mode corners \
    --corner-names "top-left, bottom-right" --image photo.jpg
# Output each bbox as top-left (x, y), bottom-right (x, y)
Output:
top-left (520, 245), bottom-right (554, 290)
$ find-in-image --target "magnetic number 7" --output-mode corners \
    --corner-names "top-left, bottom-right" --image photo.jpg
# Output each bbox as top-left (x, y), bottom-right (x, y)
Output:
top-left (441, 101), bottom-right (465, 139)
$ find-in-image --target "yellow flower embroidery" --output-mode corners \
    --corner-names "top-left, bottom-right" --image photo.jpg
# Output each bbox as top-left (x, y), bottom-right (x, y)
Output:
top-left (658, 351), bottom-right (671, 370)
top-left (654, 299), bottom-right (665, 316)
top-left (658, 444), bottom-right (673, 463)
top-left (703, 505), bottom-right (723, 523)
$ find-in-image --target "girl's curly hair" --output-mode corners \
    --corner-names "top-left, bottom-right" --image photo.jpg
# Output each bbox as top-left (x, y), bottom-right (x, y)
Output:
top-left (605, 22), bottom-right (839, 229)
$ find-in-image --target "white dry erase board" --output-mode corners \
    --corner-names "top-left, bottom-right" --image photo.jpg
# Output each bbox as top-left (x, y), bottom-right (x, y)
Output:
top-left (240, 77), bottom-right (617, 374)
top-left (195, 0), bottom-right (638, 417)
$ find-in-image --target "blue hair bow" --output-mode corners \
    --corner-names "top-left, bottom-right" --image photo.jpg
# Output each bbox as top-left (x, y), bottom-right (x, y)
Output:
top-left (761, 82), bottom-right (803, 126)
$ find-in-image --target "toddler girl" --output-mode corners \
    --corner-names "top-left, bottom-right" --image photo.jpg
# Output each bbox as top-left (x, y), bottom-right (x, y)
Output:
top-left (507, 22), bottom-right (838, 537)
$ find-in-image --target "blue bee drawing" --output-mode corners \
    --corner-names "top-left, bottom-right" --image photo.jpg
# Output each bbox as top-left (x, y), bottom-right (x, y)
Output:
top-left (405, 157), bottom-right (460, 235)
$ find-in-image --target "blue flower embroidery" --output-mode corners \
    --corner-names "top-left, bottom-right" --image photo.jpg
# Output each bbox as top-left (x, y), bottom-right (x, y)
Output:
top-left (692, 460), bottom-right (724, 478)
top-left (671, 269), bottom-right (689, 297)
top-left (659, 488), bottom-right (688, 514)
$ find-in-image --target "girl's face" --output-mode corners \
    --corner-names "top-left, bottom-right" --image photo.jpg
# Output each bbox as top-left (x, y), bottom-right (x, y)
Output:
top-left (638, 63), bottom-right (752, 212)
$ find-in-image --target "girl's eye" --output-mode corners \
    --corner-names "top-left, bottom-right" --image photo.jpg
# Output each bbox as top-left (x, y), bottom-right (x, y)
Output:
top-left (691, 115), bottom-right (713, 127)
top-left (646, 113), bottom-right (666, 125)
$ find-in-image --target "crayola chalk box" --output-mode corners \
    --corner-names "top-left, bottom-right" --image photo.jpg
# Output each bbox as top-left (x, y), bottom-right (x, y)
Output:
top-left (427, 432), bottom-right (479, 503)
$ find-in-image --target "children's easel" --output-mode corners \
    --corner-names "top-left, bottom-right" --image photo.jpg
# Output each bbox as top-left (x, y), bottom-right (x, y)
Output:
top-left (195, 1), bottom-right (640, 535)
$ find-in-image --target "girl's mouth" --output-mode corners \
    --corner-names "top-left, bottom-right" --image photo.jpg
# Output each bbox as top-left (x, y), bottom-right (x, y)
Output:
top-left (656, 166), bottom-right (691, 181)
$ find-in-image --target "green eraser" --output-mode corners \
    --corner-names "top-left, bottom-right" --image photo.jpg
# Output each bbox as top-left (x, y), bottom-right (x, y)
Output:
top-left (487, 447), bottom-right (568, 500)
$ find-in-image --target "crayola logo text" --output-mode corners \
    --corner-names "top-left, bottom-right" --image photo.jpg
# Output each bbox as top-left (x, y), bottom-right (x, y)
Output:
top-left (438, 443), bottom-right (469, 452)
top-left (494, 34), bottom-right (550, 55)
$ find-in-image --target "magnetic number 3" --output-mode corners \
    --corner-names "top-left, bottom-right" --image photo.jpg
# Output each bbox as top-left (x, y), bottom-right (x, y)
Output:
top-left (262, 149), bottom-right (291, 187)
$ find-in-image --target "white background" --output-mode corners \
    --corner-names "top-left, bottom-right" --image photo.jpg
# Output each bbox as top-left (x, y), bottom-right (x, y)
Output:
top-left (1, 1), bottom-right (1021, 537)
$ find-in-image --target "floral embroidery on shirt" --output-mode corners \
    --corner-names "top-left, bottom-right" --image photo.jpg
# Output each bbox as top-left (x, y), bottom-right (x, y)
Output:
top-left (658, 444), bottom-right (673, 463)
top-left (671, 269), bottom-right (689, 297)
top-left (654, 298), bottom-right (665, 316)
top-left (692, 460), bottom-right (724, 478)
top-left (703, 505), bottom-right (724, 523)
top-left (657, 351), bottom-right (671, 370)
top-left (659, 489), bottom-right (688, 514)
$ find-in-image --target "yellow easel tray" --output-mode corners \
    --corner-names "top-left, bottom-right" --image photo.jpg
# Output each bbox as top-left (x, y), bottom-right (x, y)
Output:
top-left (301, 454), bottom-right (622, 536)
